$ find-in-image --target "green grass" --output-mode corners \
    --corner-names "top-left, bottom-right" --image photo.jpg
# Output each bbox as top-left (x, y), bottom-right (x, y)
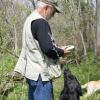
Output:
top-left (0, 52), bottom-right (100, 100)
top-left (53, 63), bottom-right (100, 100)
top-left (0, 53), bottom-right (17, 85)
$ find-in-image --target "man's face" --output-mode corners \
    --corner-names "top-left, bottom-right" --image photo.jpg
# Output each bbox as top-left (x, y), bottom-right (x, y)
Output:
top-left (45, 5), bottom-right (56, 20)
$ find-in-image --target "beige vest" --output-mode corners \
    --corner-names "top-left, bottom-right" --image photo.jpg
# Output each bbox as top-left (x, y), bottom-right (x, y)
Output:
top-left (14, 11), bottom-right (51, 81)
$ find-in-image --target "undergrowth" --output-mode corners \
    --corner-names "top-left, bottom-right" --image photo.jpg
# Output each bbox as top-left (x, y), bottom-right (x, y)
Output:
top-left (0, 51), bottom-right (100, 100)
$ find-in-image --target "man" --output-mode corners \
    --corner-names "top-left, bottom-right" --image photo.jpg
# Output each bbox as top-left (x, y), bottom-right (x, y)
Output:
top-left (14, 0), bottom-right (70, 100)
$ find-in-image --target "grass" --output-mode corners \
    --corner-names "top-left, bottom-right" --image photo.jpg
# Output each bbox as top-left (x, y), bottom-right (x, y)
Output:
top-left (53, 63), bottom-right (100, 100)
top-left (0, 51), bottom-right (100, 100)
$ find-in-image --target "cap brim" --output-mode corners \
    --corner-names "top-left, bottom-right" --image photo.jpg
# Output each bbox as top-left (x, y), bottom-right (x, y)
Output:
top-left (41, 1), bottom-right (62, 13)
top-left (55, 6), bottom-right (61, 13)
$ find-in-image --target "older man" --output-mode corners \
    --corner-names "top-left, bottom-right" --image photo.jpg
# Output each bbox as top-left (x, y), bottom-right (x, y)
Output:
top-left (14, 0), bottom-right (70, 100)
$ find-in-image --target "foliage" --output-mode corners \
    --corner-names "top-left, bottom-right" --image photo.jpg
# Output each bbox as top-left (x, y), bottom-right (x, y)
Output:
top-left (0, 0), bottom-right (32, 52)
top-left (0, 0), bottom-right (99, 99)
top-left (0, 0), bottom-right (96, 57)
top-left (0, 51), bottom-right (100, 100)
top-left (0, 53), bottom-right (17, 83)
top-left (0, 4), bottom-right (12, 49)
top-left (54, 51), bottom-right (100, 100)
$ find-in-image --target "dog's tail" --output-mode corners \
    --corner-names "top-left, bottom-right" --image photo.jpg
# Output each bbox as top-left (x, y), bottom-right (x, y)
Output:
top-left (81, 83), bottom-right (88, 89)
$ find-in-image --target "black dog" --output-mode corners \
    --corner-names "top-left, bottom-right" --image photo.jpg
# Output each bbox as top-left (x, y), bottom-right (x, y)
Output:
top-left (59, 68), bottom-right (82, 100)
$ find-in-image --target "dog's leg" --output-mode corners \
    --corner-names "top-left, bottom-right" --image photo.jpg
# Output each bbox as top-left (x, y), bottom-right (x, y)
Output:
top-left (84, 92), bottom-right (92, 97)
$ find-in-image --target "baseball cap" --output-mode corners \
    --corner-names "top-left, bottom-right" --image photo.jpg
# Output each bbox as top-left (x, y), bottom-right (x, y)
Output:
top-left (40, 0), bottom-right (62, 13)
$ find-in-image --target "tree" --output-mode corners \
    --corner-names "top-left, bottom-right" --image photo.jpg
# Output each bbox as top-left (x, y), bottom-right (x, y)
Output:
top-left (95, 0), bottom-right (100, 58)
top-left (0, 0), bottom-right (33, 54)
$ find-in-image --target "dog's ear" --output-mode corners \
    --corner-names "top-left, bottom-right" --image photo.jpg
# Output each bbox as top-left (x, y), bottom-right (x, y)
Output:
top-left (73, 77), bottom-right (83, 96)
top-left (76, 85), bottom-right (83, 96)
top-left (75, 79), bottom-right (83, 96)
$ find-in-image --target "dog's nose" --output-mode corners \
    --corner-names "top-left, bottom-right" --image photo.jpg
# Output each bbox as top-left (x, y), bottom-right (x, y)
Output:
top-left (64, 70), bottom-right (68, 75)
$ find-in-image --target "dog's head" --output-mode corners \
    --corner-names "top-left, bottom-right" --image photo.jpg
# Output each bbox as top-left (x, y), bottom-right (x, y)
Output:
top-left (63, 68), bottom-right (83, 96)
top-left (64, 68), bottom-right (71, 76)
top-left (64, 68), bottom-right (74, 81)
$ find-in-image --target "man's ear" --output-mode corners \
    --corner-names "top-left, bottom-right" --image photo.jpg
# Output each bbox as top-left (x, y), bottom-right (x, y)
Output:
top-left (45, 5), bottom-right (49, 11)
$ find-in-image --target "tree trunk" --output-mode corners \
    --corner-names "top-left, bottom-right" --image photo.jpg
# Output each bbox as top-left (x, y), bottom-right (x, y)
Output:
top-left (14, 25), bottom-right (18, 54)
top-left (95, 0), bottom-right (100, 58)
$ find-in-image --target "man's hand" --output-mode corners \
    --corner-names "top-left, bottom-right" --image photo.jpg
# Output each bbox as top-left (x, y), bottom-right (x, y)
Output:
top-left (60, 46), bottom-right (71, 57)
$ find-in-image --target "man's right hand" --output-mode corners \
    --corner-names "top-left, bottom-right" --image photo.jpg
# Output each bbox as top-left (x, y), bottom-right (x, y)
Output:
top-left (60, 46), bottom-right (71, 57)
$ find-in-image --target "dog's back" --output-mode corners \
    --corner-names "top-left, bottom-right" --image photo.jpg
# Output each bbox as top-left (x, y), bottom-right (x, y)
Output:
top-left (82, 80), bottom-right (100, 97)
top-left (60, 69), bottom-right (82, 100)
